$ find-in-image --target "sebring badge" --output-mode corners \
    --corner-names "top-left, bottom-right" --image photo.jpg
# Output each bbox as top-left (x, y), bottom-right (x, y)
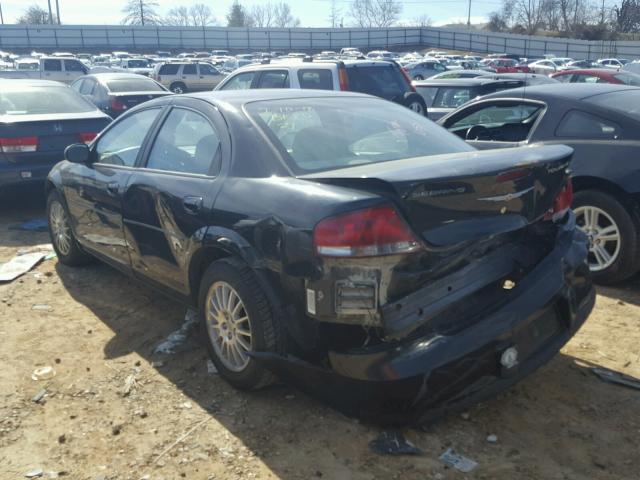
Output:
top-left (478, 186), bottom-right (534, 202)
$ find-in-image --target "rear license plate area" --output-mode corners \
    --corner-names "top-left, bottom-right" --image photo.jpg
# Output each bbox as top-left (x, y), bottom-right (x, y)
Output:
top-left (512, 307), bottom-right (562, 362)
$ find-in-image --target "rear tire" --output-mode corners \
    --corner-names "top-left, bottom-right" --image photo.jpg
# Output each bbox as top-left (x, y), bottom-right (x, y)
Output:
top-left (573, 190), bottom-right (640, 284)
top-left (402, 92), bottom-right (427, 116)
top-left (198, 258), bottom-right (285, 390)
top-left (413, 74), bottom-right (425, 80)
top-left (47, 190), bottom-right (93, 266)
top-left (170, 82), bottom-right (186, 94)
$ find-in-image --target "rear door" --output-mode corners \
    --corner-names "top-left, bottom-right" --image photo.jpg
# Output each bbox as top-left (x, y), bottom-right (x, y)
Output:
top-left (181, 63), bottom-right (200, 91)
top-left (122, 99), bottom-right (229, 297)
top-left (65, 107), bottom-right (164, 270)
top-left (255, 70), bottom-right (290, 89)
top-left (42, 59), bottom-right (64, 82)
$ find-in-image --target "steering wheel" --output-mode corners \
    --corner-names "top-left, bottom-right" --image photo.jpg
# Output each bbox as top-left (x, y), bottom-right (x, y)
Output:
top-left (466, 125), bottom-right (492, 141)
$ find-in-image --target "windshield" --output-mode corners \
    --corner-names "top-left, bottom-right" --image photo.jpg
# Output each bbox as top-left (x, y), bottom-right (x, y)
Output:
top-left (0, 86), bottom-right (96, 115)
top-left (246, 97), bottom-right (473, 174)
top-left (586, 89), bottom-right (640, 120)
top-left (107, 79), bottom-right (164, 92)
top-left (127, 59), bottom-right (149, 68)
top-left (345, 64), bottom-right (408, 100)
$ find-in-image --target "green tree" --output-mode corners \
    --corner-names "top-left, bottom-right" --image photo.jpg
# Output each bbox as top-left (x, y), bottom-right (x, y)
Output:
top-left (226, 1), bottom-right (248, 27)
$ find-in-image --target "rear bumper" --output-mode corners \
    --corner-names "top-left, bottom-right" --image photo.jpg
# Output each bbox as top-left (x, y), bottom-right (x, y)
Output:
top-left (255, 214), bottom-right (594, 424)
top-left (0, 155), bottom-right (60, 188)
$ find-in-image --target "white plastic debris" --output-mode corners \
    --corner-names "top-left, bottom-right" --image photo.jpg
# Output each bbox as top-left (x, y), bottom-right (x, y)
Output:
top-left (0, 252), bottom-right (47, 282)
top-left (31, 366), bottom-right (56, 381)
top-left (487, 434), bottom-right (498, 443)
top-left (439, 448), bottom-right (478, 473)
top-left (31, 304), bottom-right (53, 311)
top-left (25, 468), bottom-right (44, 478)
top-left (153, 309), bottom-right (198, 355)
top-left (206, 359), bottom-right (218, 375)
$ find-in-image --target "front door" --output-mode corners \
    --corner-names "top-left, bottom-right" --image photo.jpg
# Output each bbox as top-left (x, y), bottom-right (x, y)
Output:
top-left (197, 63), bottom-right (222, 90)
top-left (122, 102), bottom-right (227, 297)
top-left (67, 107), bottom-right (164, 270)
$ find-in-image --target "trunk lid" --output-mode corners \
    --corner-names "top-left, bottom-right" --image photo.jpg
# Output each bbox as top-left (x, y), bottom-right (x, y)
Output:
top-left (300, 145), bottom-right (573, 247)
top-left (110, 91), bottom-right (171, 109)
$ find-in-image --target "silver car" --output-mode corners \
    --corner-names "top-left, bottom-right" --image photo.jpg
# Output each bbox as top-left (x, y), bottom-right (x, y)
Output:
top-left (404, 60), bottom-right (447, 80)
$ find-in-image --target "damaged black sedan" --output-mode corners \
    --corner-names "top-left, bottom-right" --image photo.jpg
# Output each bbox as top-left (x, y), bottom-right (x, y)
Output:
top-left (46, 90), bottom-right (594, 423)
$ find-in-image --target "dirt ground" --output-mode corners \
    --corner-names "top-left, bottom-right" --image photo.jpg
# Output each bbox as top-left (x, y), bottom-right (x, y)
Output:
top-left (1, 187), bottom-right (639, 480)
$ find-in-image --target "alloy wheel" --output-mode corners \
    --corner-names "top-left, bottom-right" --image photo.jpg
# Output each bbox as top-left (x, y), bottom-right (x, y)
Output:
top-left (408, 101), bottom-right (424, 115)
top-left (574, 205), bottom-right (621, 271)
top-left (50, 201), bottom-right (71, 256)
top-left (205, 281), bottom-right (253, 372)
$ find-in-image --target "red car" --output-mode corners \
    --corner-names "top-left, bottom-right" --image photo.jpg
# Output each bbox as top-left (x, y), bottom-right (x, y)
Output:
top-left (551, 68), bottom-right (640, 85)
top-left (486, 58), bottom-right (531, 73)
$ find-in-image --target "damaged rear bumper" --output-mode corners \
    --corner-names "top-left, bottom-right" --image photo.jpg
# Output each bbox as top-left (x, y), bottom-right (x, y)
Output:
top-left (255, 215), bottom-right (595, 424)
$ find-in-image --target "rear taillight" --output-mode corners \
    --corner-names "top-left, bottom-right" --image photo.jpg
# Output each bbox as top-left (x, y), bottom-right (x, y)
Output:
top-left (78, 132), bottom-right (97, 144)
top-left (545, 179), bottom-right (573, 222)
top-left (314, 205), bottom-right (422, 257)
top-left (109, 97), bottom-right (127, 111)
top-left (338, 67), bottom-right (349, 91)
top-left (0, 136), bottom-right (38, 153)
top-left (399, 67), bottom-right (416, 92)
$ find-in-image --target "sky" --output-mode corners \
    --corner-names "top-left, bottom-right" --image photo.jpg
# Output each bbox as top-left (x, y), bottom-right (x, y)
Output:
top-left (0, 0), bottom-right (502, 27)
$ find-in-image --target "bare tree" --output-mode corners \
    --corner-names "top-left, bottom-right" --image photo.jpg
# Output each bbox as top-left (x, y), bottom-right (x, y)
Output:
top-left (122, 0), bottom-right (160, 26)
top-left (190, 3), bottom-right (215, 26)
top-left (349, 0), bottom-right (402, 28)
top-left (17, 4), bottom-right (57, 24)
top-left (164, 6), bottom-right (190, 26)
top-left (249, 4), bottom-right (276, 27)
top-left (273, 2), bottom-right (300, 27)
top-left (413, 14), bottom-right (432, 26)
top-left (614, 0), bottom-right (640, 31)
top-left (328, 0), bottom-right (342, 27)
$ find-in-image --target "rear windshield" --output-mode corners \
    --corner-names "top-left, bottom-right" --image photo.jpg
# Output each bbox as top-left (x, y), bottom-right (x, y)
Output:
top-left (586, 89), bottom-right (640, 120)
top-left (159, 64), bottom-right (180, 75)
top-left (345, 64), bottom-right (409, 100)
top-left (0, 86), bottom-right (96, 115)
top-left (246, 97), bottom-right (472, 174)
top-left (107, 79), bottom-right (164, 92)
top-left (613, 73), bottom-right (640, 86)
top-left (127, 59), bottom-right (150, 68)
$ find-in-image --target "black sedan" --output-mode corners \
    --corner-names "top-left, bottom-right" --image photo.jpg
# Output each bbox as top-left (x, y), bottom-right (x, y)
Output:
top-left (414, 78), bottom-right (525, 121)
top-left (46, 90), bottom-right (594, 422)
top-left (0, 80), bottom-right (111, 189)
top-left (71, 73), bottom-right (172, 118)
top-left (439, 84), bottom-right (640, 283)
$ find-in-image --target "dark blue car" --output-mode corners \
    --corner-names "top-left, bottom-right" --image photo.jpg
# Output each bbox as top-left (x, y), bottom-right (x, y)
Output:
top-left (0, 79), bottom-right (111, 189)
top-left (440, 84), bottom-right (640, 284)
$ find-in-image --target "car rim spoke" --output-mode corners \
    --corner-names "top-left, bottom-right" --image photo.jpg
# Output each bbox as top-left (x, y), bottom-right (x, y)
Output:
top-left (205, 281), bottom-right (253, 372)
top-left (575, 205), bottom-right (621, 272)
top-left (50, 201), bottom-right (71, 256)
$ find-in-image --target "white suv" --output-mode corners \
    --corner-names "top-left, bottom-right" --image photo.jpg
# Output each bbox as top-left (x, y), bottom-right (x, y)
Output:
top-left (214, 59), bottom-right (427, 115)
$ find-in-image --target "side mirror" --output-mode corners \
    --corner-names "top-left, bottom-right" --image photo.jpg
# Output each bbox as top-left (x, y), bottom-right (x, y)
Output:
top-left (65, 143), bottom-right (90, 164)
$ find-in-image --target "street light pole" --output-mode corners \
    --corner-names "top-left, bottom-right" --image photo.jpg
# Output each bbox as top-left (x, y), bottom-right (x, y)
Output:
top-left (467, 0), bottom-right (472, 27)
top-left (0, 3), bottom-right (4, 25)
top-left (47, 0), bottom-right (54, 24)
top-left (55, 0), bottom-right (61, 24)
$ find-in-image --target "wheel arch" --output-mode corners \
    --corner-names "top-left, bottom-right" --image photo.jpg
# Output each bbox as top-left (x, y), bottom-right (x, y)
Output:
top-left (572, 175), bottom-right (640, 220)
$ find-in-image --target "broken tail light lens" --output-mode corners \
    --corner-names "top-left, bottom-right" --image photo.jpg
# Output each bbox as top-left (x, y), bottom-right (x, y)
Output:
top-left (0, 136), bottom-right (38, 153)
top-left (109, 97), bottom-right (127, 111)
top-left (338, 67), bottom-right (349, 91)
top-left (78, 132), bottom-right (97, 144)
top-left (314, 205), bottom-right (422, 257)
top-left (545, 178), bottom-right (573, 222)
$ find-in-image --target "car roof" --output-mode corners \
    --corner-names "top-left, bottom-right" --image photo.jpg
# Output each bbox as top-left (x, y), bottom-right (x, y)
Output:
top-left (553, 68), bottom-right (616, 76)
top-left (480, 83), bottom-right (640, 101)
top-left (86, 73), bottom-right (154, 81)
top-left (0, 79), bottom-right (66, 88)
top-left (185, 89), bottom-right (371, 108)
top-left (413, 78), bottom-right (519, 87)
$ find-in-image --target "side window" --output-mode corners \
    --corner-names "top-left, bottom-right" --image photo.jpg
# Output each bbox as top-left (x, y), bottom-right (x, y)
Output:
top-left (95, 109), bottom-right (161, 166)
top-left (64, 60), bottom-right (85, 72)
top-left (555, 74), bottom-right (572, 83)
top-left (199, 64), bottom-right (219, 75)
top-left (297, 69), bottom-right (333, 90)
top-left (574, 74), bottom-right (599, 83)
top-left (183, 64), bottom-right (197, 75)
top-left (80, 79), bottom-right (95, 95)
top-left (146, 109), bottom-right (221, 175)
top-left (451, 103), bottom-right (541, 129)
top-left (257, 71), bottom-right (289, 88)
top-left (219, 72), bottom-right (256, 90)
top-left (159, 64), bottom-right (180, 75)
top-left (434, 63), bottom-right (446, 71)
top-left (71, 79), bottom-right (84, 92)
top-left (43, 59), bottom-right (62, 71)
top-left (433, 87), bottom-right (472, 108)
top-left (556, 110), bottom-right (621, 139)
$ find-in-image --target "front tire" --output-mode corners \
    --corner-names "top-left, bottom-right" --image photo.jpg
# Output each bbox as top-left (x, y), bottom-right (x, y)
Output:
top-left (198, 258), bottom-right (285, 390)
top-left (47, 190), bottom-right (92, 266)
top-left (573, 190), bottom-right (640, 284)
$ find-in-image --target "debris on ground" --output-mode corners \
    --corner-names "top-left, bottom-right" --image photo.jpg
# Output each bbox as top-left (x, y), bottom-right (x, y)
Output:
top-left (206, 359), bottom-right (218, 375)
top-left (122, 374), bottom-right (138, 397)
top-left (32, 388), bottom-right (47, 403)
top-left (31, 366), bottom-right (56, 381)
top-left (0, 251), bottom-right (48, 282)
top-left (368, 430), bottom-right (423, 456)
top-left (487, 434), bottom-right (498, 443)
top-left (31, 304), bottom-right (53, 311)
top-left (151, 360), bottom-right (165, 368)
top-left (591, 367), bottom-right (640, 390)
top-left (11, 218), bottom-right (48, 232)
top-left (153, 309), bottom-right (198, 355)
top-left (24, 468), bottom-right (44, 478)
top-left (439, 448), bottom-right (478, 473)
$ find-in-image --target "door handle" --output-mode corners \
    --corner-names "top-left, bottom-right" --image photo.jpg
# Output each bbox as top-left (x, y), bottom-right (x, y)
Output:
top-left (106, 182), bottom-right (119, 195)
top-left (182, 196), bottom-right (203, 214)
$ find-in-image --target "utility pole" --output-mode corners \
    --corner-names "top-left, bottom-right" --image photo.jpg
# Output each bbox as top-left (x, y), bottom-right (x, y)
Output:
top-left (0, 3), bottom-right (4, 25)
top-left (467, 0), bottom-right (472, 27)
top-left (55, 0), bottom-right (61, 24)
top-left (140, 0), bottom-right (145, 25)
top-left (47, 0), bottom-right (54, 24)
top-left (600, 0), bottom-right (606, 23)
